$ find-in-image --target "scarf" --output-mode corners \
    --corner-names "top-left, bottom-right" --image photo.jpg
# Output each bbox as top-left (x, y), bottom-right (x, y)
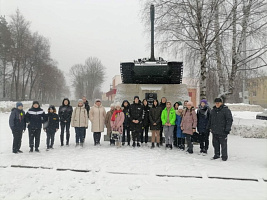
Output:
top-left (198, 105), bottom-right (208, 119)
top-left (111, 109), bottom-right (122, 121)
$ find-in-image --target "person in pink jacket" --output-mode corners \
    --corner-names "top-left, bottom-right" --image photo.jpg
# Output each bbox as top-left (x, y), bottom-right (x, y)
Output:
top-left (181, 101), bottom-right (197, 154)
top-left (110, 102), bottom-right (125, 146)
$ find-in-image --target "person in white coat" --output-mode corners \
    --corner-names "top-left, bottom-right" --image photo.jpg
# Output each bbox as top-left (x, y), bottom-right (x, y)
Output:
top-left (89, 99), bottom-right (107, 145)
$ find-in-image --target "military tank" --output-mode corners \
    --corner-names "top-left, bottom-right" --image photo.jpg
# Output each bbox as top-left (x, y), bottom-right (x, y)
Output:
top-left (120, 5), bottom-right (183, 84)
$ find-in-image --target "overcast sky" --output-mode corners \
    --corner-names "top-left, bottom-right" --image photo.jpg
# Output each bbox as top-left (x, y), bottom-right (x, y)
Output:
top-left (0, 0), bottom-right (175, 93)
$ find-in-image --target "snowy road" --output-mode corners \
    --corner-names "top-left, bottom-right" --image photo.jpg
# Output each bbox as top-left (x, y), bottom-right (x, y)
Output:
top-left (0, 111), bottom-right (267, 200)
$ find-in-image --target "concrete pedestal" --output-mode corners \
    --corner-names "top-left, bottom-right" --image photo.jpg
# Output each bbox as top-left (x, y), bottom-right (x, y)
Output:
top-left (114, 84), bottom-right (189, 104)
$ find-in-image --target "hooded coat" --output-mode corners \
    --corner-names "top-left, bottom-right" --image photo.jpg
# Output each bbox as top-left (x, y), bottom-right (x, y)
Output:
top-left (44, 112), bottom-right (59, 131)
top-left (207, 104), bottom-right (233, 135)
top-left (71, 104), bottom-right (88, 128)
top-left (142, 103), bottom-right (150, 127)
top-left (149, 100), bottom-right (162, 130)
top-left (26, 104), bottom-right (45, 129)
top-left (197, 104), bottom-right (211, 133)
top-left (121, 100), bottom-right (130, 127)
top-left (9, 108), bottom-right (26, 132)
top-left (180, 108), bottom-right (197, 135)
top-left (89, 103), bottom-right (107, 132)
top-left (129, 100), bottom-right (143, 132)
top-left (161, 107), bottom-right (176, 126)
top-left (58, 98), bottom-right (73, 123)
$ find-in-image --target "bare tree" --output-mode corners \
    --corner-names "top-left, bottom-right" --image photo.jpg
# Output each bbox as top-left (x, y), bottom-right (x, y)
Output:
top-left (142, 0), bottom-right (267, 102)
top-left (0, 16), bottom-right (13, 98)
top-left (70, 57), bottom-right (105, 100)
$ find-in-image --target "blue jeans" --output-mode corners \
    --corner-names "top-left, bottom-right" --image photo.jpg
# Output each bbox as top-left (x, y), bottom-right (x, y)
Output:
top-left (75, 127), bottom-right (85, 143)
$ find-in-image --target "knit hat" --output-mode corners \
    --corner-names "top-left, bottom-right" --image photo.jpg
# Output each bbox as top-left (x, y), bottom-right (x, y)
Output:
top-left (134, 96), bottom-right (139, 100)
top-left (32, 101), bottom-right (39, 106)
top-left (178, 105), bottom-right (183, 110)
top-left (78, 99), bottom-right (83, 103)
top-left (110, 103), bottom-right (115, 107)
top-left (214, 98), bottom-right (223, 103)
top-left (95, 99), bottom-right (101, 103)
top-left (115, 102), bottom-right (121, 108)
top-left (177, 101), bottom-right (182, 105)
top-left (187, 101), bottom-right (193, 106)
top-left (48, 105), bottom-right (55, 110)
top-left (16, 102), bottom-right (23, 108)
top-left (200, 99), bottom-right (208, 105)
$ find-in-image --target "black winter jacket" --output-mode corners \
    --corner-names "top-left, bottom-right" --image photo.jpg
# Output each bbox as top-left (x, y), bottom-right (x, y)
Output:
top-left (9, 108), bottom-right (26, 132)
top-left (59, 98), bottom-right (73, 123)
top-left (142, 104), bottom-right (150, 127)
top-left (149, 104), bottom-right (162, 130)
top-left (129, 101), bottom-right (143, 132)
top-left (207, 105), bottom-right (233, 135)
top-left (197, 105), bottom-right (211, 133)
top-left (26, 107), bottom-right (45, 129)
top-left (122, 100), bottom-right (130, 127)
top-left (44, 112), bottom-right (59, 131)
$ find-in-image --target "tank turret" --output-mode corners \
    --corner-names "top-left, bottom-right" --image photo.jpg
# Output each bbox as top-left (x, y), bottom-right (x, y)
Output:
top-left (120, 5), bottom-right (183, 84)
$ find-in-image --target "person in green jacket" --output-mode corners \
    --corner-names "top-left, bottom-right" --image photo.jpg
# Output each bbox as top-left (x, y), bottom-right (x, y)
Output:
top-left (161, 101), bottom-right (176, 149)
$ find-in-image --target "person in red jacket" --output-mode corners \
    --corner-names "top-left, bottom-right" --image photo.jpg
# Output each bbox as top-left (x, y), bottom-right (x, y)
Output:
top-left (110, 102), bottom-right (125, 146)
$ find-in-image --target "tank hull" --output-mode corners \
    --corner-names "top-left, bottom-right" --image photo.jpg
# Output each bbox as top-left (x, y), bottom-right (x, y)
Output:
top-left (120, 61), bottom-right (183, 84)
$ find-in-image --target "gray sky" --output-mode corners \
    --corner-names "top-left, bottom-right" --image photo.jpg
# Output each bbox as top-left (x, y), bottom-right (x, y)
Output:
top-left (1, 0), bottom-right (172, 93)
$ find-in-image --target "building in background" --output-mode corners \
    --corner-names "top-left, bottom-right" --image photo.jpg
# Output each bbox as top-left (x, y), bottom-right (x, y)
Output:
top-left (182, 77), bottom-right (200, 107)
top-left (247, 76), bottom-right (267, 108)
top-left (105, 75), bottom-right (122, 102)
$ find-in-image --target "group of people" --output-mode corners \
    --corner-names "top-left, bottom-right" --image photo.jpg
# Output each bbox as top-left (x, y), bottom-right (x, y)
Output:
top-left (9, 95), bottom-right (233, 161)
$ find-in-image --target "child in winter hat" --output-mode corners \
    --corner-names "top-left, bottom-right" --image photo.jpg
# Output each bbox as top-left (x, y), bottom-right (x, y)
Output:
top-left (16, 102), bottom-right (23, 108)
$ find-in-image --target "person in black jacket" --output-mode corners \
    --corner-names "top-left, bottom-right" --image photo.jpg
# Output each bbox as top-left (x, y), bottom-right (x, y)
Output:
top-left (141, 99), bottom-right (150, 145)
top-left (58, 98), bottom-right (73, 146)
top-left (173, 101), bottom-right (182, 147)
top-left (121, 100), bottom-right (131, 146)
top-left (159, 97), bottom-right (167, 145)
top-left (9, 102), bottom-right (26, 153)
top-left (197, 99), bottom-right (211, 154)
top-left (129, 96), bottom-right (143, 147)
top-left (26, 101), bottom-right (45, 152)
top-left (149, 99), bottom-right (162, 148)
top-left (44, 105), bottom-right (59, 150)
top-left (82, 96), bottom-right (90, 141)
top-left (208, 98), bottom-right (233, 161)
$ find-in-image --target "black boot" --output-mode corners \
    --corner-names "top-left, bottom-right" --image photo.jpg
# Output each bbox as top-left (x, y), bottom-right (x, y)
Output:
top-left (151, 143), bottom-right (155, 149)
top-left (29, 147), bottom-right (33, 152)
top-left (169, 144), bottom-right (173, 150)
top-left (35, 148), bottom-right (40, 152)
top-left (137, 142), bottom-right (140, 147)
top-left (157, 143), bottom-right (160, 147)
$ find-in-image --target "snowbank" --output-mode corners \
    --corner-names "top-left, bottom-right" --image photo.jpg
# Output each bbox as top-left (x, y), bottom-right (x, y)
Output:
top-left (231, 111), bottom-right (267, 138)
top-left (0, 101), bottom-right (33, 112)
top-left (226, 103), bottom-right (264, 112)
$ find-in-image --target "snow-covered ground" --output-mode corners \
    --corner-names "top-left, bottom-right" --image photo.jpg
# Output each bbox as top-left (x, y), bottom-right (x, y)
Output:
top-left (0, 104), bottom-right (267, 200)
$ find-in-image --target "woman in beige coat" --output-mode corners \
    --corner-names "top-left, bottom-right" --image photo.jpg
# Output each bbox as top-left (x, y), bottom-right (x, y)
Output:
top-left (71, 99), bottom-right (88, 147)
top-left (89, 99), bottom-right (107, 145)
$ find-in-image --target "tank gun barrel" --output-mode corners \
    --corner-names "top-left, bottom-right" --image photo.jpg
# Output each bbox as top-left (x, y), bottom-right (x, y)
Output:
top-left (150, 4), bottom-right (155, 61)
